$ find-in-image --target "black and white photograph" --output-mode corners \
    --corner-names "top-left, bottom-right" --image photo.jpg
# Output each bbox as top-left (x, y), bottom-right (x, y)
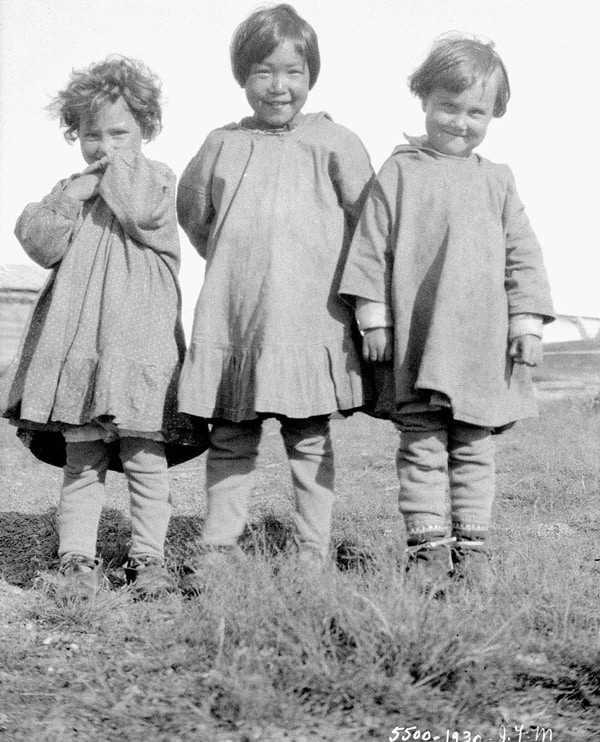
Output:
top-left (0, 1), bottom-right (598, 739)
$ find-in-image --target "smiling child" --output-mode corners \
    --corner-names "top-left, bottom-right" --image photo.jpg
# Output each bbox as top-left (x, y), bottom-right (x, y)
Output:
top-left (340, 34), bottom-right (555, 590)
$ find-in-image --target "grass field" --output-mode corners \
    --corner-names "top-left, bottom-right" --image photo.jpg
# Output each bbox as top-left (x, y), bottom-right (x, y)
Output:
top-left (1, 392), bottom-right (599, 741)
top-left (534, 340), bottom-right (600, 397)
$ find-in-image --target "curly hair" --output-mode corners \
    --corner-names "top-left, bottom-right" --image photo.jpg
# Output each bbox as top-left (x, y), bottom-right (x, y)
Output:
top-left (49, 55), bottom-right (163, 142)
top-left (408, 33), bottom-right (510, 117)
top-left (231, 3), bottom-right (320, 89)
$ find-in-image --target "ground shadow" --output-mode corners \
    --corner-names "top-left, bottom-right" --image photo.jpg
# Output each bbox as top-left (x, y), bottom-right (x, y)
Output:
top-left (0, 509), bottom-right (58, 587)
top-left (0, 507), bottom-right (133, 588)
top-left (168, 513), bottom-right (377, 572)
top-left (0, 510), bottom-right (377, 588)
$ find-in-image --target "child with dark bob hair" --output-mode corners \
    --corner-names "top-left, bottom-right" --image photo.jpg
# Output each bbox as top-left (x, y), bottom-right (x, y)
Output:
top-left (176, 4), bottom-right (373, 588)
top-left (1, 55), bottom-right (205, 598)
top-left (230, 1), bottom-right (320, 88)
top-left (341, 34), bottom-right (554, 590)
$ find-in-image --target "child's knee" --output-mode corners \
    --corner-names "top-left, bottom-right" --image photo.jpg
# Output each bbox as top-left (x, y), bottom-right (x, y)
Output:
top-left (280, 416), bottom-right (331, 455)
top-left (64, 439), bottom-right (110, 475)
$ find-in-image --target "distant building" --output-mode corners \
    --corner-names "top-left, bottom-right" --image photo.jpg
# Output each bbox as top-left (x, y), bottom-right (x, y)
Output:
top-left (0, 264), bottom-right (47, 373)
top-left (1, 260), bottom-right (599, 381)
top-left (543, 314), bottom-right (600, 344)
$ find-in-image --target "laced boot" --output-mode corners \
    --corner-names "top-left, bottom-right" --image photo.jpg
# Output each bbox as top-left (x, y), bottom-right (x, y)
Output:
top-left (451, 538), bottom-right (495, 590)
top-left (124, 555), bottom-right (177, 599)
top-left (180, 544), bottom-right (247, 596)
top-left (58, 554), bottom-right (104, 597)
top-left (405, 536), bottom-right (455, 594)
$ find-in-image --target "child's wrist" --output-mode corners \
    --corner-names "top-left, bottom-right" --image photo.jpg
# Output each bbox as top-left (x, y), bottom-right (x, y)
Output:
top-left (508, 314), bottom-right (543, 341)
top-left (63, 182), bottom-right (88, 201)
top-left (45, 190), bottom-right (82, 217)
top-left (360, 325), bottom-right (391, 338)
top-left (355, 299), bottom-right (393, 334)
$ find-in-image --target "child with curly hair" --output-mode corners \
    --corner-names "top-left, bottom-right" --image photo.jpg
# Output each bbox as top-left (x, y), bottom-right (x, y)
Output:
top-left (1, 56), bottom-right (204, 597)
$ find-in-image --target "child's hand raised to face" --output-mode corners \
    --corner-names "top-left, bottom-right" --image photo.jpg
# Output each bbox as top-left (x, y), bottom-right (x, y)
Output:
top-left (509, 334), bottom-right (543, 367)
top-left (65, 94), bottom-right (144, 203)
top-left (63, 162), bottom-right (103, 201)
top-left (64, 158), bottom-right (109, 201)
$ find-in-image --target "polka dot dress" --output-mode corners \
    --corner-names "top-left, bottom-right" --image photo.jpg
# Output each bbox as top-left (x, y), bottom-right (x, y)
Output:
top-left (2, 150), bottom-right (186, 437)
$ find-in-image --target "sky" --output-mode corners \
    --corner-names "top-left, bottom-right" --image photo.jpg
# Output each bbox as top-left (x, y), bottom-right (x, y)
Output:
top-left (1, 0), bottom-right (599, 333)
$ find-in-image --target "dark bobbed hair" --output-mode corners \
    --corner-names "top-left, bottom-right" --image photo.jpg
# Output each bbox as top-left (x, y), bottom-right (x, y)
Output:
top-left (231, 4), bottom-right (320, 89)
top-left (48, 55), bottom-right (163, 142)
top-left (408, 33), bottom-right (511, 117)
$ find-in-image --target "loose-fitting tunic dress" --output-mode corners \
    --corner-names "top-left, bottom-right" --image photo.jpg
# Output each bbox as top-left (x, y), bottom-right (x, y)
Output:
top-left (176, 112), bottom-right (373, 422)
top-left (1, 150), bottom-right (206, 462)
top-left (339, 144), bottom-right (555, 430)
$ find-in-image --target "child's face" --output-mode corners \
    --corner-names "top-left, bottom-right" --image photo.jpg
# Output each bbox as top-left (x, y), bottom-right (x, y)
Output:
top-left (78, 97), bottom-right (143, 165)
top-left (422, 73), bottom-right (499, 157)
top-left (244, 40), bottom-right (310, 128)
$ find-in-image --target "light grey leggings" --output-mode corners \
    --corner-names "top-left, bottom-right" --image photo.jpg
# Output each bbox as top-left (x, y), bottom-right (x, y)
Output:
top-left (395, 409), bottom-right (495, 541)
top-left (202, 416), bottom-right (335, 558)
top-left (57, 437), bottom-right (172, 561)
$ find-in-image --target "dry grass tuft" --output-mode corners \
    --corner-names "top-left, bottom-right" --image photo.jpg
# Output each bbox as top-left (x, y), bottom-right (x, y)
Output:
top-left (1, 404), bottom-right (599, 739)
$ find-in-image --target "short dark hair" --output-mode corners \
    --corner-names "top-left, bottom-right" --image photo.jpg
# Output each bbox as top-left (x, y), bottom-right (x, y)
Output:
top-left (409, 33), bottom-right (510, 117)
top-left (49, 55), bottom-right (162, 142)
top-left (231, 4), bottom-right (320, 89)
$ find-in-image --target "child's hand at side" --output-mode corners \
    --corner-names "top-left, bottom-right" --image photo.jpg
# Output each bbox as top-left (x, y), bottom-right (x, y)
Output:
top-left (64, 157), bottom-right (109, 202)
top-left (362, 327), bottom-right (393, 362)
top-left (509, 334), bottom-right (543, 366)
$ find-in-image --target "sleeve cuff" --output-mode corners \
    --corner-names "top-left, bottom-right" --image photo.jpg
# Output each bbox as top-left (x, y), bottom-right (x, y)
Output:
top-left (356, 299), bottom-right (393, 332)
top-left (43, 191), bottom-right (82, 220)
top-left (509, 313), bottom-right (544, 340)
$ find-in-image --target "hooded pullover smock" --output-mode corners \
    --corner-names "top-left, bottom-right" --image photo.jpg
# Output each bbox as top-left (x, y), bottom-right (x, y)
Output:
top-left (340, 143), bottom-right (555, 429)
top-left (176, 112), bottom-right (374, 422)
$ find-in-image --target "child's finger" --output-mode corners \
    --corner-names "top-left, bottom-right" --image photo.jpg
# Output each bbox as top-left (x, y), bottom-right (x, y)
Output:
top-left (81, 162), bottom-right (101, 175)
top-left (82, 157), bottom-right (109, 174)
top-left (523, 350), bottom-right (541, 367)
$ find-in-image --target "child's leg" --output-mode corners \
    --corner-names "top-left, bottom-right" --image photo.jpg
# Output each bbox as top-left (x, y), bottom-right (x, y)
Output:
top-left (448, 421), bottom-right (495, 540)
top-left (202, 419), bottom-right (263, 546)
top-left (395, 408), bottom-right (449, 543)
top-left (280, 415), bottom-right (334, 560)
top-left (120, 437), bottom-right (172, 560)
top-left (57, 439), bottom-right (110, 560)
top-left (447, 421), bottom-right (495, 588)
